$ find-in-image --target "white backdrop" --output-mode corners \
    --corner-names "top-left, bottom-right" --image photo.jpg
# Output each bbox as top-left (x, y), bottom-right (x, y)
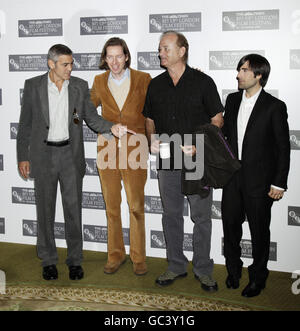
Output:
top-left (0, 0), bottom-right (299, 273)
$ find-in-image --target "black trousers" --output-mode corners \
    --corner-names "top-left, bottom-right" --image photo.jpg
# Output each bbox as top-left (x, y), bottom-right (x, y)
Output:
top-left (221, 168), bottom-right (273, 285)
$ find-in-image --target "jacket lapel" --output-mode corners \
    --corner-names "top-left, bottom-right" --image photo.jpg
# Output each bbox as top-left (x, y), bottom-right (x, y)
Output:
top-left (39, 73), bottom-right (50, 125)
top-left (68, 77), bottom-right (77, 125)
top-left (231, 91), bottom-right (243, 154)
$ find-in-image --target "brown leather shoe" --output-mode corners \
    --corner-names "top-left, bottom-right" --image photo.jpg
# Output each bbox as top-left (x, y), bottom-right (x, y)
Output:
top-left (133, 262), bottom-right (147, 276)
top-left (104, 258), bottom-right (126, 274)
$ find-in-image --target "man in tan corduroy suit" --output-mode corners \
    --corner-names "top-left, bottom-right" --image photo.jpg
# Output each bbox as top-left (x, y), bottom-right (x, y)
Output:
top-left (90, 37), bottom-right (151, 275)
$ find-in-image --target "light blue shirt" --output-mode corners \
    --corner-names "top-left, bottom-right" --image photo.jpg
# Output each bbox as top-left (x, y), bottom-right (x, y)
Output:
top-left (108, 68), bottom-right (130, 86)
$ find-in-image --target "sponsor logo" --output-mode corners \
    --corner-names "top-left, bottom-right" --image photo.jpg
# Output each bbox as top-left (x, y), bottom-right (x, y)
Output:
top-left (82, 192), bottom-right (106, 210)
top-left (290, 131), bottom-right (300, 150)
top-left (290, 49), bottom-right (300, 69)
top-left (18, 19), bottom-right (63, 37)
top-left (83, 125), bottom-right (97, 142)
top-left (85, 158), bottom-right (98, 176)
top-left (12, 187), bottom-right (35, 205)
top-left (222, 10), bottom-right (279, 31)
top-left (145, 195), bottom-right (189, 216)
top-left (209, 50), bottom-right (265, 70)
top-left (80, 16), bottom-right (128, 35)
top-left (149, 13), bottom-right (201, 33)
top-left (222, 238), bottom-right (277, 261)
top-left (288, 206), bottom-right (300, 226)
top-left (212, 201), bottom-right (222, 220)
top-left (72, 53), bottom-right (101, 71)
top-left (83, 225), bottom-right (129, 245)
top-left (9, 54), bottom-right (48, 72)
top-left (0, 218), bottom-right (4, 234)
top-left (150, 230), bottom-right (193, 251)
top-left (137, 52), bottom-right (161, 71)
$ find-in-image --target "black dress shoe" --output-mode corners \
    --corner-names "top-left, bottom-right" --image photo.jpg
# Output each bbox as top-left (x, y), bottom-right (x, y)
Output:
top-left (241, 281), bottom-right (265, 298)
top-left (43, 265), bottom-right (58, 280)
top-left (69, 265), bottom-right (84, 280)
top-left (226, 275), bottom-right (240, 289)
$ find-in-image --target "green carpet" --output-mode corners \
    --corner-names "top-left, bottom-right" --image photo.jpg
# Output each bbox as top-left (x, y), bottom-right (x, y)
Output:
top-left (0, 242), bottom-right (299, 311)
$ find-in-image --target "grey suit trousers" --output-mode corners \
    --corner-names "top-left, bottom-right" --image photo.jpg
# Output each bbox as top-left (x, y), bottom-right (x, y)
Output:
top-left (158, 170), bottom-right (214, 277)
top-left (34, 144), bottom-right (83, 267)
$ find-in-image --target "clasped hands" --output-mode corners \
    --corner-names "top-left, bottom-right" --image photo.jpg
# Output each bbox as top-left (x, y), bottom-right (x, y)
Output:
top-left (111, 123), bottom-right (136, 139)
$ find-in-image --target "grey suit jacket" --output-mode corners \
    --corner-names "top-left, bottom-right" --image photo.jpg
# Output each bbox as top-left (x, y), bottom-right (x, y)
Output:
top-left (17, 72), bottom-right (113, 178)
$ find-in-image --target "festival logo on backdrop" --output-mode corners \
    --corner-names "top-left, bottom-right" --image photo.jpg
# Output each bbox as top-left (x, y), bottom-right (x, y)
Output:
top-left (80, 16), bottom-right (128, 35)
top-left (149, 12), bottom-right (201, 33)
top-left (221, 238), bottom-right (277, 261)
top-left (18, 19), bottom-right (63, 37)
top-left (290, 49), bottom-right (300, 69)
top-left (209, 50), bottom-right (265, 70)
top-left (9, 54), bottom-right (48, 72)
top-left (72, 53), bottom-right (101, 71)
top-left (12, 187), bottom-right (35, 205)
top-left (85, 158), bottom-right (98, 176)
top-left (150, 230), bottom-right (193, 251)
top-left (222, 10), bottom-right (279, 31)
top-left (82, 192), bottom-right (106, 210)
top-left (0, 218), bottom-right (4, 234)
top-left (288, 206), bottom-right (300, 226)
top-left (137, 52), bottom-right (161, 71)
top-left (290, 131), bottom-right (300, 150)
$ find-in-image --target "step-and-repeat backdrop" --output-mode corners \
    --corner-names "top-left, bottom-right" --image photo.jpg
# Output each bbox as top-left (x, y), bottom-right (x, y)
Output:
top-left (0, 0), bottom-right (299, 273)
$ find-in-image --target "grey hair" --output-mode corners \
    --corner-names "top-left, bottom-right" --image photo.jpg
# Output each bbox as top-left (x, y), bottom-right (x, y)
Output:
top-left (47, 44), bottom-right (72, 62)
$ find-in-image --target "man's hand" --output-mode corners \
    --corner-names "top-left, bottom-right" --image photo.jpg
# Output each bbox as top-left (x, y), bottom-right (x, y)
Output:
top-left (180, 145), bottom-right (196, 156)
top-left (18, 161), bottom-right (30, 179)
top-left (111, 124), bottom-right (136, 138)
top-left (268, 186), bottom-right (284, 200)
top-left (150, 139), bottom-right (160, 154)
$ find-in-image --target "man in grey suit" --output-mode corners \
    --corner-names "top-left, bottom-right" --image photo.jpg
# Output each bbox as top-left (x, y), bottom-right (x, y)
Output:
top-left (17, 44), bottom-right (130, 281)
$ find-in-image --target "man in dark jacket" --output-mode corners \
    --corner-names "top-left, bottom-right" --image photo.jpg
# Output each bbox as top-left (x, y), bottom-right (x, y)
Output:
top-left (222, 54), bottom-right (290, 297)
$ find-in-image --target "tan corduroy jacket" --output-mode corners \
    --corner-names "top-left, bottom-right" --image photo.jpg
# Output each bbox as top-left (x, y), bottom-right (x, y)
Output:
top-left (90, 68), bottom-right (151, 135)
top-left (90, 68), bottom-right (151, 168)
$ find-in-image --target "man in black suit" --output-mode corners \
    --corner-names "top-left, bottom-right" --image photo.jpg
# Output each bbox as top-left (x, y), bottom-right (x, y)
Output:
top-left (221, 54), bottom-right (290, 297)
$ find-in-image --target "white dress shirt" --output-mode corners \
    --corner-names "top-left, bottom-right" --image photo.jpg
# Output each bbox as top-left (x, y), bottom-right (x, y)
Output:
top-left (47, 74), bottom-right (69, 142)
top-left (237, 87), bottom-right (262, 160)
top-left (237, 87), bottom-right (283, 191)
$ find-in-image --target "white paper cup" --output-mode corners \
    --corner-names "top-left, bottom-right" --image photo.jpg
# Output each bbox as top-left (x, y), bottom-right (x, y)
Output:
top-left (159, 143), bottom-right (170, 159)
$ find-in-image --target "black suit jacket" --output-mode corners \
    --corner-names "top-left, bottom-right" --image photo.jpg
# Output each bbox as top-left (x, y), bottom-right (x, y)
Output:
top-left (223, 89), bottom-right (290, 197)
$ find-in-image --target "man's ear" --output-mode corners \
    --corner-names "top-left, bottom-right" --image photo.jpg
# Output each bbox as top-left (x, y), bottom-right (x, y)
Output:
top-left (179, 46), bottom-right (186, 59)
top-left (48, 59), bottom-right (55, 70)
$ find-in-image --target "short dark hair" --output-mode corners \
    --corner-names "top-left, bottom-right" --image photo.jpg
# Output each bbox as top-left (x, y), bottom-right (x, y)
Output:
top-left (99, 37), bottom-right (131, 70)
top-left (47, 44), bottom-right (72, 62)
top-left (237, 54), bottom-right (271, 87)
top-left (161, 30), bottom-right (189, 63)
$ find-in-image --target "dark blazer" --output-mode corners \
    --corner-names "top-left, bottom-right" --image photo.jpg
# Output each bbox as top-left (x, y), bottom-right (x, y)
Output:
top-left (181, 124), bottom-right (241, 198)
top-left (17, 73), bottom-right (113, 178)
top-left (222, 89), bottom-right (290, 197)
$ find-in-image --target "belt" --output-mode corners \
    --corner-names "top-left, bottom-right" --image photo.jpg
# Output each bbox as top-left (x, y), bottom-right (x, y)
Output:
top-left (46, 139), bottom-right (69, 147)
